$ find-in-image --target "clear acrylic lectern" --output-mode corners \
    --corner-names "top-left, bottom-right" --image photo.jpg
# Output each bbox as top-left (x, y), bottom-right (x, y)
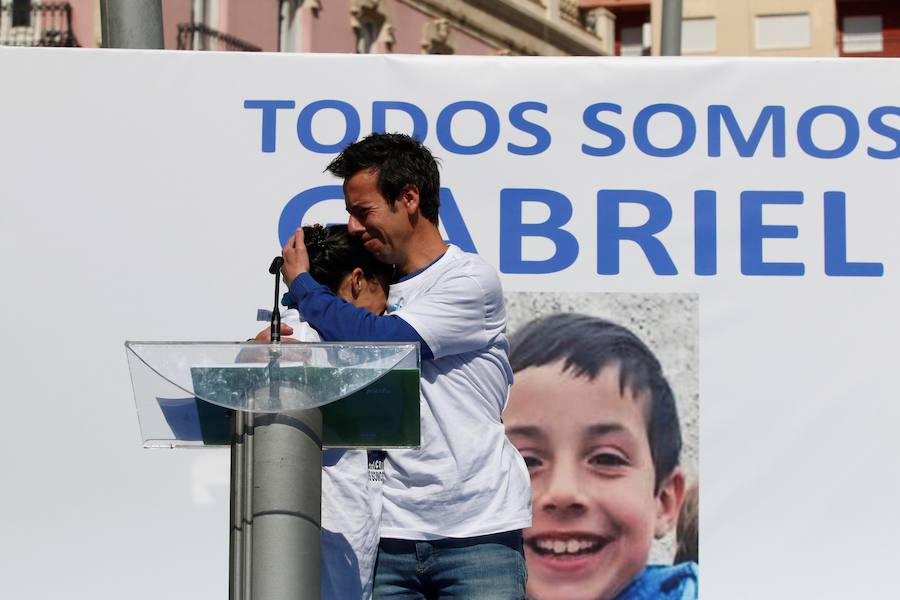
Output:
top-left (125, 341), bottom-right (420, 600)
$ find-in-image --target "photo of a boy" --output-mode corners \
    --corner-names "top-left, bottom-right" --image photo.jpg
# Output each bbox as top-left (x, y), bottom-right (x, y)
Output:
top-left (503, 312), bottom-right (698, 600)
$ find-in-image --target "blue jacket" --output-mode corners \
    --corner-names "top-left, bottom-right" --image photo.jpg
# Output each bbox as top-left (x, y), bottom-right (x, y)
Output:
top-left (614, 563), bottom-right (698, 600)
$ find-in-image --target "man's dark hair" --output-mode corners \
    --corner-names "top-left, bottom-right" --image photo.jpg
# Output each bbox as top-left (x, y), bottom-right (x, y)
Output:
top-left (325, 132), bottom-right (441, 225)
top-left (509, 313), bottom-right (682, 491)
top-left (303, 224), bottom-right (392, 293)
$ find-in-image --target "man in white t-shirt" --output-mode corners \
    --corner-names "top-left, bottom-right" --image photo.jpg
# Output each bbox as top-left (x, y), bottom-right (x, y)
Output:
top-left (280, 133), bottom-right (531, 599)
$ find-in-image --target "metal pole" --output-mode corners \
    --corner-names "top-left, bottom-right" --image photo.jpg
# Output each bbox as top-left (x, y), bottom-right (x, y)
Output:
top-left (230, 411), bottom-right (246, 600)
top-left (660, 0), bottom-right (682, 56)
top-left (243, 414), bottom-right (255, 599)
top-left (251, 409), bottom-right (323, 600)
top-left (99, 0), bottom-right (164, 49)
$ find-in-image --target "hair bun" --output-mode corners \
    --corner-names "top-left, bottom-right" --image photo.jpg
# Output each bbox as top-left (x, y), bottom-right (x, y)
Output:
top-left (303, 223), bottom-right (329, 257)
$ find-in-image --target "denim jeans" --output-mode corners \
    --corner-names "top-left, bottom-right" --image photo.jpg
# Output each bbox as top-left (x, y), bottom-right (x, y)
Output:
top-left (374, 530), bottom-right (527, 599)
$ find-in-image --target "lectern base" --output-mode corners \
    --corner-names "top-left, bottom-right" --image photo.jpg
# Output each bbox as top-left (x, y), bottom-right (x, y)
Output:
top-left (230, 409), bottom-right (323, 600)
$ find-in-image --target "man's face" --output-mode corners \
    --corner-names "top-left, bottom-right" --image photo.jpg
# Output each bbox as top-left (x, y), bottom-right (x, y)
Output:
top-left (503, 362), bottom-right (661, 600)
top-left (344, 169), bottom-right (411, 266)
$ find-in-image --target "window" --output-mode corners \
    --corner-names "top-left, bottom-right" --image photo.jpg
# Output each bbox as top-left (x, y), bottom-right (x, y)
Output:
top-left (620, 23), bottom-right (650, 57)
top-left (12, 0), bottom-right (31, 28)
top-left (681, 17), bottom-right (716, 53)
top-left (191, 0), bottom-right (219, 49)
top-left (843, 15), bottom-right (883, 54)
top-left (755, 13), bottom-right (811, 50)
top-left (279, 0), bottom-right (302, 53)
top-left (356, 17), bottom-right (381, 53)
top-left (350, 0), bottom-right (392, 54)
top-left (192, 0), bottom-right (219, 28)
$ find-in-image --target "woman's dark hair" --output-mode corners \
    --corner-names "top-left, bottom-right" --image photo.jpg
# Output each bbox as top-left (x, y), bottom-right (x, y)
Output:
top-left (674, 479), bottom-right (699, 564)
top-left (303, 224), bottom-right (392, 293)
top-left (509, 313), bottom-right (682, 492)
top-left (325, 132), bottom-right (441, 225)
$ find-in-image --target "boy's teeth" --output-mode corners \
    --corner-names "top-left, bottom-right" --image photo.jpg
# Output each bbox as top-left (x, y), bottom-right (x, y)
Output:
top-left (536, 538), bottom-right (600, 555)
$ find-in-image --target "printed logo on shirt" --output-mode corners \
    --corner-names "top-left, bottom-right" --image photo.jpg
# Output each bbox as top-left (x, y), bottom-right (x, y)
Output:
top-left (367, 450), bottom-right (386, 483)
top-left (388, 297), bottom-right (404, 313)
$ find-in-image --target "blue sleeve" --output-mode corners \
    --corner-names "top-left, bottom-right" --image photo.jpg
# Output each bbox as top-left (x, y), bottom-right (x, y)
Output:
top-left (288, 272), bottom-right (434, 359)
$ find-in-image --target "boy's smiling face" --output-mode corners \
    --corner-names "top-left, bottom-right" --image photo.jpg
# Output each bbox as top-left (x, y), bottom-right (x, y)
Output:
top-left (504, 362), bottom-right (683, 600)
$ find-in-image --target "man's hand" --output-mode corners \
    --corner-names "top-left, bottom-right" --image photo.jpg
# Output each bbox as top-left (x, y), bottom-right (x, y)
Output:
top-left (253, 323), bottom-right (298, 343)
top-left (281, 227), bottom-right (310, 287)
top-left (236, 324), bottom-right (300, 363)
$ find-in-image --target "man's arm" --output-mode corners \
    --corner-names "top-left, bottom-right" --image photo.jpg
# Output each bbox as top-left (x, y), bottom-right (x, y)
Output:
top-left (281, 228), bottom-right (433, 357)
top-left (288, 273), bottom-right (433, 358)
top-left (281, 227), bottom-right (311, 287)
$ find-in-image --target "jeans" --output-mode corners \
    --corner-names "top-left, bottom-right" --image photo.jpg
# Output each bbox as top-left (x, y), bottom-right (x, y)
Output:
top-left (374, 530), bottom-right (527, 599)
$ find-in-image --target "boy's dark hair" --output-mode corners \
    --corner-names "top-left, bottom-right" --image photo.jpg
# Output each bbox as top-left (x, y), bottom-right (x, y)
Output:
top-left (325, 132), bottom-right (441, 225)
top-left (303, 224), bottom-right (392, 293)
top-left (509, 313), bottom-right (682, 492)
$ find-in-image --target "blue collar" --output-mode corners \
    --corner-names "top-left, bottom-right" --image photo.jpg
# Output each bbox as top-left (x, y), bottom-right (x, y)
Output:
top-left (396, 248), bottom-right (448, 283)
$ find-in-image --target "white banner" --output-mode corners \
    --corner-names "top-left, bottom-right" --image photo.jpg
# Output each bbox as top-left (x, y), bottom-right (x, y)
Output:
top-left (1, 47), bottom-right (898, 599)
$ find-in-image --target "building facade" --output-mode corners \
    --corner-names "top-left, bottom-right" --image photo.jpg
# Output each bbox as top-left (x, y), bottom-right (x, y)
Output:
top-left (3, 0), bottom-right (898, 56)
top-left (0, 0), bottom-right (614, 55)
top-left (573, 0), bottom-right (900, 57)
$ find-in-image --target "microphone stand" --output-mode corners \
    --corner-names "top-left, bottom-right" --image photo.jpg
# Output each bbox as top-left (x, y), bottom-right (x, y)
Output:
top-left (268, 257), bottom-right (284, 343)
top-left (267, 257), bottom-right (284, 411)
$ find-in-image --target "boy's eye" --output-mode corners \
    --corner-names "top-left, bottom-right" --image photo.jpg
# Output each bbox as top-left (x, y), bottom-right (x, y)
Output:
top-left (522, 455), bottom-right (543, 469)
top-left (588, 452), bottom-right (628, 468)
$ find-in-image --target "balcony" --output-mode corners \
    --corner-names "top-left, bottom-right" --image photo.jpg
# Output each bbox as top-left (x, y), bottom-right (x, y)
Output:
top-left (176, 23), bottom-right (261, 52)
top-left (0, 2), bottom-right (79, 47)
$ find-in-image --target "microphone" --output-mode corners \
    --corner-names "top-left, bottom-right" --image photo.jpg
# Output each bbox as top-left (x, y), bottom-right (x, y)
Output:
top-left (268, 257), bottom-right (284, 342)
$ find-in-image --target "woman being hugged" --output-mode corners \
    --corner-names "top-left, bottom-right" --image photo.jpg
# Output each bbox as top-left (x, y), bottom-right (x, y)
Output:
top-left (257, 224), bottom-right (392, 600)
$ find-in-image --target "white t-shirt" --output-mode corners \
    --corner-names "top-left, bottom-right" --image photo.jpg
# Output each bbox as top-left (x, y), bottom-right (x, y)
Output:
top-left (281, 311), bottom-right (382, 600)
top-left (381, 245), bottom-right (532, 539)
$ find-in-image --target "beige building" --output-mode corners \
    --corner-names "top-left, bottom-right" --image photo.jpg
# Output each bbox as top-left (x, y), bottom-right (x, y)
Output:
top-left (587, 0), bottom-right (900, 58)
top-left (651, 0), bottom-right (837, 56)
